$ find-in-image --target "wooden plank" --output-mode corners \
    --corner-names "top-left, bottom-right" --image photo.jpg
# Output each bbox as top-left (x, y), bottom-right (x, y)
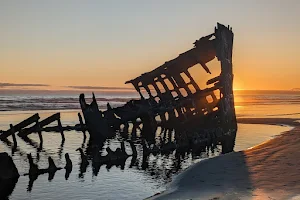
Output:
top-left (10, 124), bottom-right (17, 147)
top-left (206, 76), bottom-right (220, 85)
top-left (57, 119), bottom-right (65, 141)
top-left (214, 23), bottom-right (237, 153)
top-left (19, 113), bottom-right (60, 137)
top-left (0, 113), bottom-right (40, 140)
top-left (78, 112), bottom-right (86, 141)
top-left (39, 113), bottom-right (60, 128)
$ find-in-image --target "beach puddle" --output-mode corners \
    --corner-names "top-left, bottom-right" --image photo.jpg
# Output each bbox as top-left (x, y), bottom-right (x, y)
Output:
top-left (235, 123), bottom-right (292, 152)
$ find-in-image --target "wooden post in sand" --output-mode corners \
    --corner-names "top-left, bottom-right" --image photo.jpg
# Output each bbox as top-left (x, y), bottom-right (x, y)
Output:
top-left (36, 121), bottom-right (43, 145)
top-left (78, 113), bottom-right (86, 141)
top-left (79, 93), bottom-right (111, 142)
top-left (9, 124), bottom-right (17, 148)
top-left (57, 119), bottom-right (65, 142)
top-left (214, 23), bottom-right (237, 153)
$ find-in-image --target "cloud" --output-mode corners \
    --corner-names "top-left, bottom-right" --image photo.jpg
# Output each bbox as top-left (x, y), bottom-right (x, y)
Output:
top-left (291, 88), bottom-right (300, 91)
top-left (66, 86), bottom-right (134, 90)
top-left (0, 82), bottom-right (49, 88)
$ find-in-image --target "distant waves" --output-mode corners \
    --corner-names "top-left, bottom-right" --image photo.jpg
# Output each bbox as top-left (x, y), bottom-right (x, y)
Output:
top-left (0, 90), bottom-right (300, 111)
top-left (0, 96), bottom-right (136, 111)
top-left (234, 91), bottom-right (300, 106)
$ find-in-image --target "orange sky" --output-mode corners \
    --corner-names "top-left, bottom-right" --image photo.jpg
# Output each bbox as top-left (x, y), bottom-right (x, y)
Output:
top-left (0, 1), bottom-right (299, 91)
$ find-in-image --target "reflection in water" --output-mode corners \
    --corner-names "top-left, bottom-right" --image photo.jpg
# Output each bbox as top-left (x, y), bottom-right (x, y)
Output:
top-left (25, 153), bottom-right (63, 192)
top-left (58, 140), bottom-right (65, 159)
top-left (64, 153), bottom-right (72, 180)
top-left (27, 153), bottom-right (39, 192)
top-left (76, 148), bottom-right (89, 178)
top-left (80, 140), bottom-right (133, 175)
top-left (1, 123), bottom-right (224, 200)
top-left (2, 122), bottom-right (289, 200)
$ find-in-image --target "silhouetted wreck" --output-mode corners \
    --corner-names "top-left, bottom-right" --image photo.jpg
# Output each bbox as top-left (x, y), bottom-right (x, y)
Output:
top-left (0, 23), bottom-right (237, 155)
top-left (80, 23), bottom-right (237, 153)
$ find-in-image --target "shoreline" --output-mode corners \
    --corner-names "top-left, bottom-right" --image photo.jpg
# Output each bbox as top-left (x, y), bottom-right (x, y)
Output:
top-left (148, 117), bottom-right (300, 200)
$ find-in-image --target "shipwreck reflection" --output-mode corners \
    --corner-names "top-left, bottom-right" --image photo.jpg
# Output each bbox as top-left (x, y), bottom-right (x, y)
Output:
top-left (25, 153), bottom-right (66, 192)
top-left (71, 125), bottom-right (222, 182)
top-left (5, 124), bottom-right (224, 195)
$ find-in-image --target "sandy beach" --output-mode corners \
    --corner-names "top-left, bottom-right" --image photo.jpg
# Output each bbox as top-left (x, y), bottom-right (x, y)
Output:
top-left (148, 117), bottom-right (300, 200)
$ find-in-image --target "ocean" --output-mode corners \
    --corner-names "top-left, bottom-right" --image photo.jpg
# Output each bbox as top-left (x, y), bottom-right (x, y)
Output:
top-left (0, 90), bottom-right (299, 199)
top-left (1, 90), bottom-right (300, 116)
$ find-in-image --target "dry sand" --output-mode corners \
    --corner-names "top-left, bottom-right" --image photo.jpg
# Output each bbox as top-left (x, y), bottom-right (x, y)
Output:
top-left (148, 118), bottom-right (300, 200)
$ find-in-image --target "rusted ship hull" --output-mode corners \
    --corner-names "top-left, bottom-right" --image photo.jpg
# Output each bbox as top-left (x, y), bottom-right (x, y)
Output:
top-left (80, 23), bottom-right (237, 153)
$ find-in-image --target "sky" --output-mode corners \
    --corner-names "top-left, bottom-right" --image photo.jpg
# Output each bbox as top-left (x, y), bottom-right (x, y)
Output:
top-left (0, 0), bottom-right (299, 91)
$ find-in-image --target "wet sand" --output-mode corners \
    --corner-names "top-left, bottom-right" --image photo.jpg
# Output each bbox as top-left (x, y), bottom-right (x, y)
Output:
top-left (149, 118), bottom-right (300, 200)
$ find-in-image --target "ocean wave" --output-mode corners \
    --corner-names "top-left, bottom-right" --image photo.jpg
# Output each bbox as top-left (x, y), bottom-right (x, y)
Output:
top-left (0, 91), bottom-right (300, 111)
top-left (0, 96), bottom-right (136, 111)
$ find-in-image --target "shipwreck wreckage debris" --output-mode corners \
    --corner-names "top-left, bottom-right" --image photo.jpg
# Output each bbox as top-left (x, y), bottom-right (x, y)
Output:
top-left (0, 24), bottom-right (237, 194)
top-left (80, 22), bottom-right (237, 153)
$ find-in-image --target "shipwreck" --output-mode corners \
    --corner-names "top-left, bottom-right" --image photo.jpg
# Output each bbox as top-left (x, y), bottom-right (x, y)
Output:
top-left (0, 23), bottom-right (237, 158)
top-left (80, 23), bottom-right (237, 153)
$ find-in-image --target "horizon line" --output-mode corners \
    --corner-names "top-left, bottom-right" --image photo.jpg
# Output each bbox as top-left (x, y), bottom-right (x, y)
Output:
top-left (0, 88), bottom-right (299, 93)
